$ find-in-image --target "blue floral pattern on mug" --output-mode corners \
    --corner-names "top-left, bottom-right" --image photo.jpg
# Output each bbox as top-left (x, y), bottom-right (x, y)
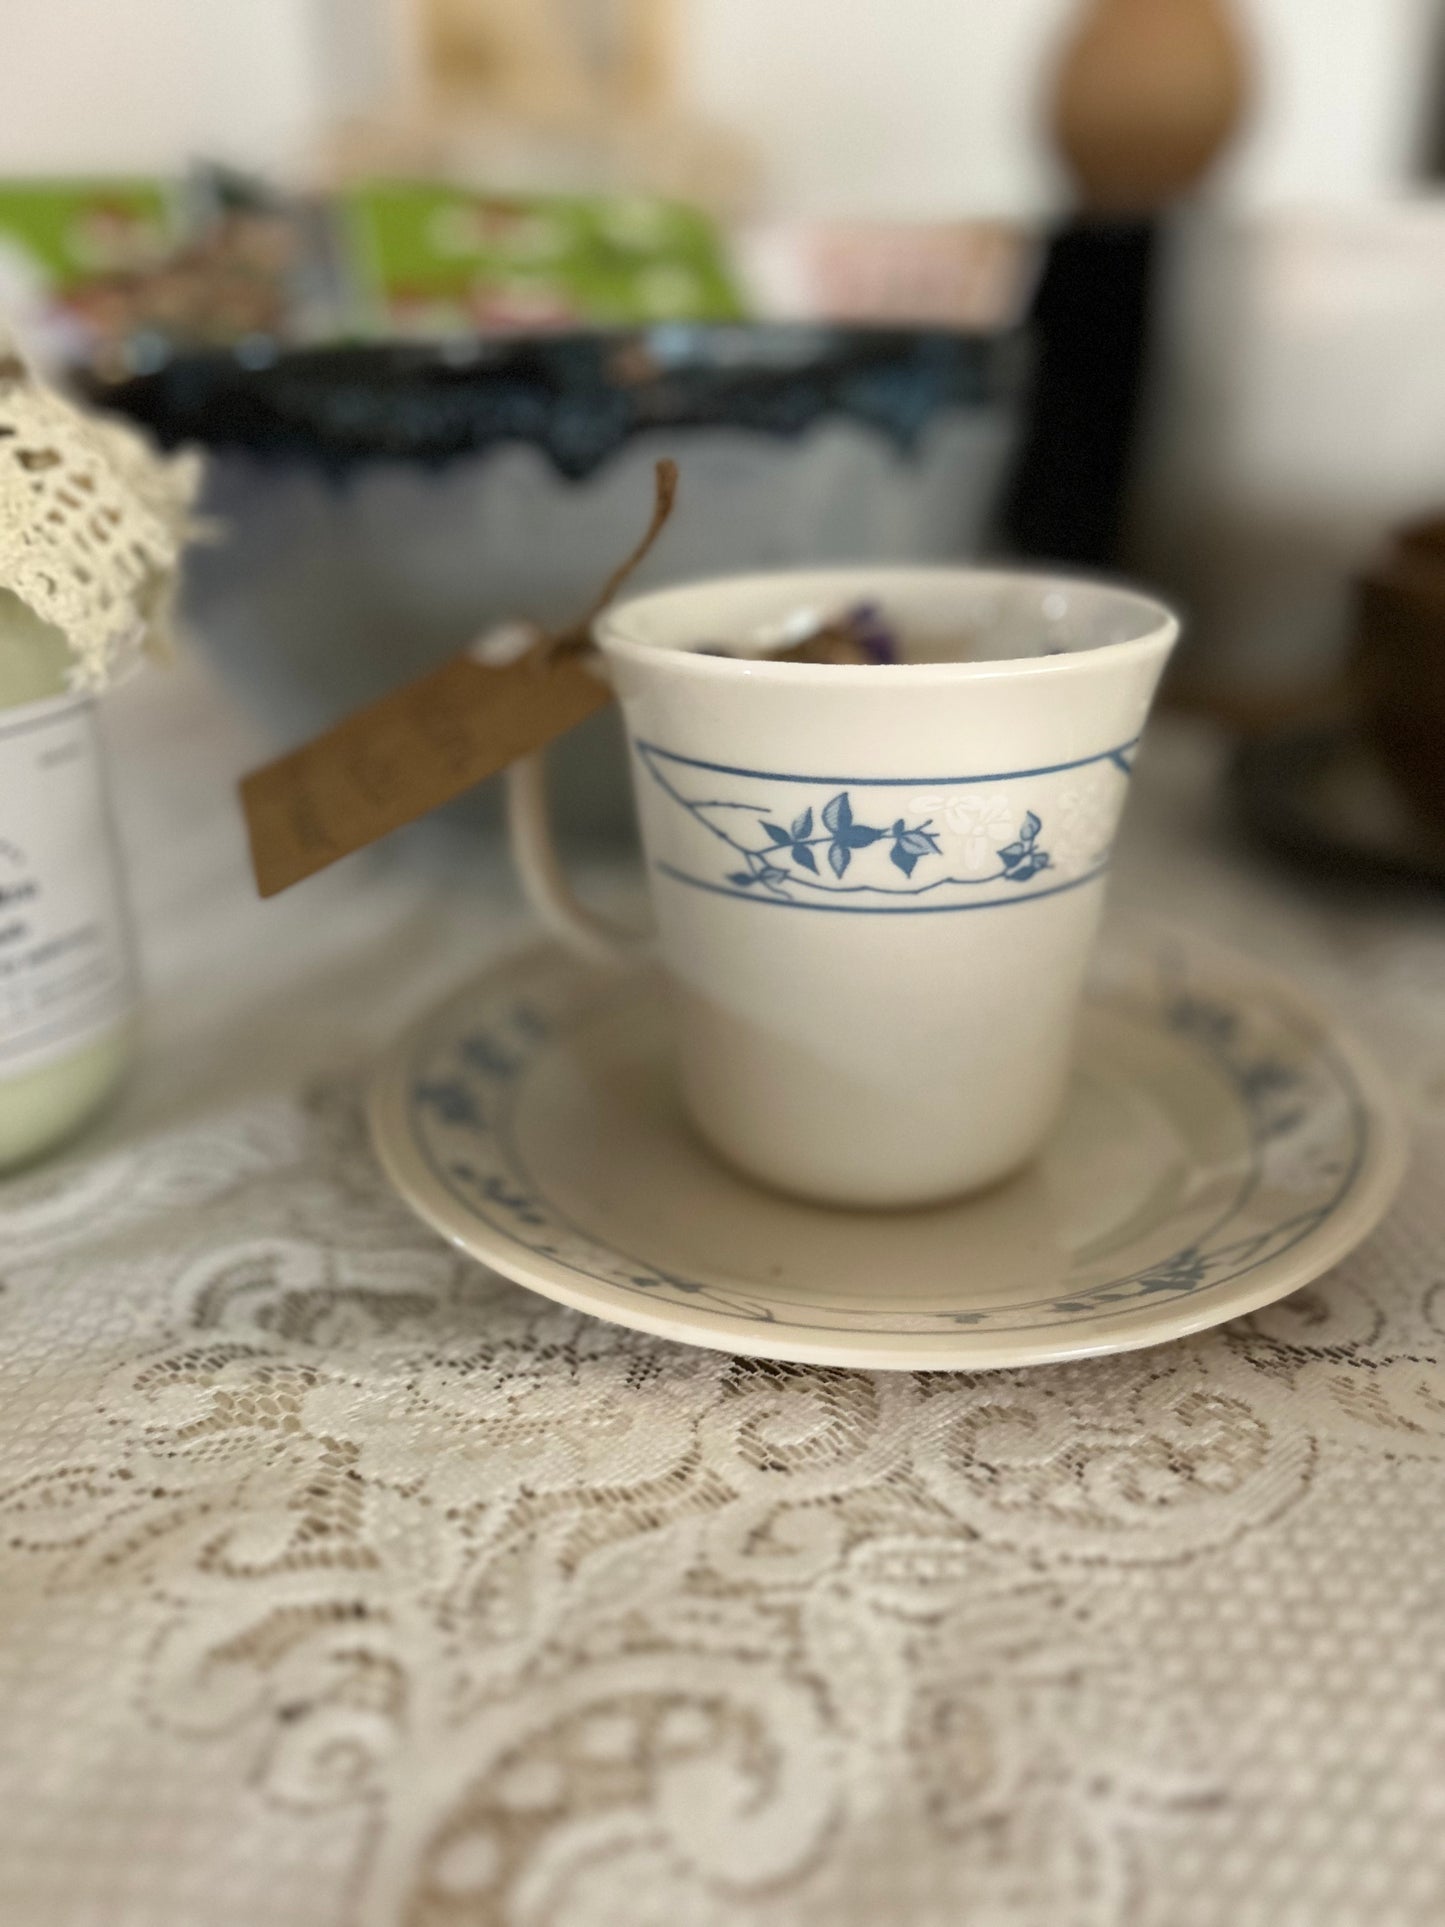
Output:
top-left (635, 740), bottom-right (1137, 911)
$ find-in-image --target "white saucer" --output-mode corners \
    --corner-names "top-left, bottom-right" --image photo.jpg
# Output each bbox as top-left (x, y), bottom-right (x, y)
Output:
top-left (368, 934), bottom-right (1407, 1371)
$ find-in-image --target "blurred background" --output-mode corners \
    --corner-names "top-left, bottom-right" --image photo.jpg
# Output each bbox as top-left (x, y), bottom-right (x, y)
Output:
top-left (5, 0), bottom-right (1445, 869)
top-left (3, 1), bottom-right (1436, 211)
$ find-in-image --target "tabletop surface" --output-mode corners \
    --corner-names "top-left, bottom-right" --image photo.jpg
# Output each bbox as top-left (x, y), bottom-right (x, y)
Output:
top-left (2, 659), bottom-right (1442, 1927)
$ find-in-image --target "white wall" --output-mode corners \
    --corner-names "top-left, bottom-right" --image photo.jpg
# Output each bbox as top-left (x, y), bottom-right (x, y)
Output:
top-left (0, 0), bottom-right (330, 177)
top-left (683, 0), bottom-right (1077, 219)
top-left (681, 0), bottom-right (1445, 217)
top-left (1224, 0), bottom-right (1443, 207)
top-left (0, 0), bottom-right (1439, 212)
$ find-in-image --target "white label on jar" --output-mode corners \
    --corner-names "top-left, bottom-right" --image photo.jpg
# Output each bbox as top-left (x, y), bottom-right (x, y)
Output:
top-left (0, 691), bottom-right (135, 1081)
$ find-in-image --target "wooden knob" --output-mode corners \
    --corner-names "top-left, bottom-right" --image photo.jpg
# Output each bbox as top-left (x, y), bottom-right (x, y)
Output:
top-left (1052, 0), bottom-right (1250, 212)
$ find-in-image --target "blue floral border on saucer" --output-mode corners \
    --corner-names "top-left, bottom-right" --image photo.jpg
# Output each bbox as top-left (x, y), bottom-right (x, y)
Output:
top-left (399, 949), bottom-right (1373, 1339)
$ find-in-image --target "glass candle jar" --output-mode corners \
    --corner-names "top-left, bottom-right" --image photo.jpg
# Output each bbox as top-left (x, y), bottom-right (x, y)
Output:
top-left (0, 591), bottom-right (138, 1168)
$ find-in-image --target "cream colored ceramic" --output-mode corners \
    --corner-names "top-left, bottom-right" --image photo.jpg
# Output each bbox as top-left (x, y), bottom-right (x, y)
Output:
top-left (507, 566), bottom-right (1178, 1207)
top-left (368, 931), bottom-right (1406, 1373)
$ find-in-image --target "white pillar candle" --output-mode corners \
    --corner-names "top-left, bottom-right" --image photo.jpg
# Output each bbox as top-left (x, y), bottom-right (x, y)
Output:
top-left (0, 592), bottom-right (137, 1167)
top-left (0, 348), bottom-right (197, 1168)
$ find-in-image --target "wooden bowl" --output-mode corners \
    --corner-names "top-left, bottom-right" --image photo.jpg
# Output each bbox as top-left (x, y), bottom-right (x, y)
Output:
top-left (1351, 516), bottom-right (1445, 832)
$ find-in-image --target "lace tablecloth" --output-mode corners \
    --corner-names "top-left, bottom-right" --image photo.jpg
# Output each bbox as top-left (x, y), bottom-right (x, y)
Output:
top-left (3, 660), bottom-right (1443, 1927)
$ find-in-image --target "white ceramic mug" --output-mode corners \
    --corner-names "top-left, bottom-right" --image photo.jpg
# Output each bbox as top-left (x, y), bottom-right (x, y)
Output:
top-left (507, 567), bottom-right (1178, 1207)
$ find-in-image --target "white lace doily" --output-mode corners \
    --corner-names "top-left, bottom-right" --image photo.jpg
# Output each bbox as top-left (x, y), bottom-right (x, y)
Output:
top-left (0, 664), bottom-right (1442, 1927)
top-left (0, 352), bottom-right (199, 688)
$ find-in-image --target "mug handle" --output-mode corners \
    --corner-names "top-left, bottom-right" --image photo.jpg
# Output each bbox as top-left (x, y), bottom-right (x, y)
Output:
top-left (505, 752), bottom-right (654, 971)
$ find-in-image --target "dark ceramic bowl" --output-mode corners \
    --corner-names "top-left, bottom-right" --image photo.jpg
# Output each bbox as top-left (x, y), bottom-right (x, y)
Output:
top-left (98, 325), bottom-right (1024, 844)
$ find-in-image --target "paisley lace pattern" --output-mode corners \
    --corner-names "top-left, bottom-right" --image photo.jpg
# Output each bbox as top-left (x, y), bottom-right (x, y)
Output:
top-left (0, 677), bottom-right (1441, 1926)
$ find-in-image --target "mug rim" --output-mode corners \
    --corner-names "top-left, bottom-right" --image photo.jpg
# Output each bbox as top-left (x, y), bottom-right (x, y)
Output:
top-left (595, 564), bottom-right (1180, 686)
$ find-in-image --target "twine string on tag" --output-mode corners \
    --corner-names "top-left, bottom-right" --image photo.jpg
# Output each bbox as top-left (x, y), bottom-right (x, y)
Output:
top-left (535, 458), bottom-right (679, 666)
